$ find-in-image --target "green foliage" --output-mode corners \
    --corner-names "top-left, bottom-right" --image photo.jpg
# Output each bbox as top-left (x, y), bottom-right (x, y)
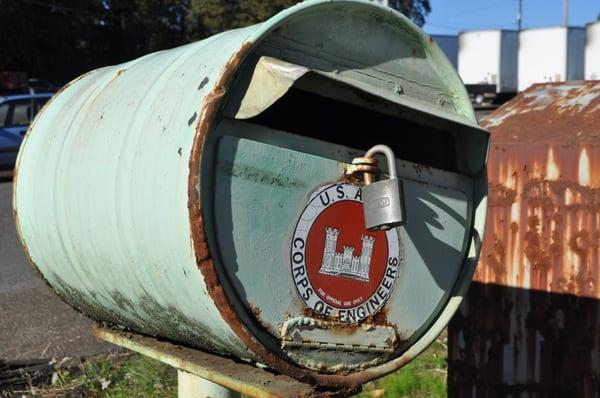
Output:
top-left (357, 332), bottom-right (447, 398)
top-left (96, 0), bottom-right (189, 66)
top-left (44, 354), bottom-right (177, 397)
top-left (186, 0), bottom-right (298, 40)
top-left (389, 0), bottom-right (431, 27)
top-left (0, 0), bottom-right (431, 82)
top-left (0, 0), bottom-right (103, 81)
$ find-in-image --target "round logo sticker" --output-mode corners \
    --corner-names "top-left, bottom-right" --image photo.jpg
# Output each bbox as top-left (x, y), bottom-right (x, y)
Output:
top-left (291, 183), bottom-right (401, 323)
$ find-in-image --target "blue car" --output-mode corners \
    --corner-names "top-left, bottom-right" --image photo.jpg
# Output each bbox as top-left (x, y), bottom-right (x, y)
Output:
top-left (0, 93), bottom-right (53, 170)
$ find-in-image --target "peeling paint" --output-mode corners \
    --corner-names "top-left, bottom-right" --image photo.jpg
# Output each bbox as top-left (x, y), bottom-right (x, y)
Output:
top-left (449, 81), bottom-right (600, 396)
top-left (198, 77), bottom-right (209, 90)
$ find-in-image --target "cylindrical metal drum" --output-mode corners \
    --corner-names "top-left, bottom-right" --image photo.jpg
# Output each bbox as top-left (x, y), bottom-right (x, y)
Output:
top-left (14, 0), bottom-right (488, 387)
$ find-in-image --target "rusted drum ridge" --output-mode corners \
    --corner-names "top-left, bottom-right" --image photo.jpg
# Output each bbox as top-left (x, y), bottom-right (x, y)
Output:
top-left (14, 0), bottom-right (488, 387)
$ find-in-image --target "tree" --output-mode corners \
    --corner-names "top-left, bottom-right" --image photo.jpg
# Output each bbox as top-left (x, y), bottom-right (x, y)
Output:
top-left (389, 0), bottom-right (431, 27)
top-left (96, 0), bottom-right (189, 67)
top-left (186, 0), bottom-right (432, 39)
top-left (0, 0), bottom-right (103, 81)
top-left (185, 0), bottom-right (298, 40)
top-left (0, 0), bottom-right (431, 82)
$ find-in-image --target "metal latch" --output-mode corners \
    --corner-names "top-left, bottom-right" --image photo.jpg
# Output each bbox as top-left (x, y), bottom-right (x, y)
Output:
top-left (346, 145), bottom-right (405, 231)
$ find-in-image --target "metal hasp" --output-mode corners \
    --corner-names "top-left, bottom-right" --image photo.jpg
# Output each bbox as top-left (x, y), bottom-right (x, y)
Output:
top-left (13, 0), bottom-right (489, 389)
top-left (448, 81), bottom-right (600, 397)
top-left (359, 145), bottom-right (405, 231)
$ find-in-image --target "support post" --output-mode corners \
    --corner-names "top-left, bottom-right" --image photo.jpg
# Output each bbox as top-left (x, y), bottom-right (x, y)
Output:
top-left (178, 370), bottom-right (241, 398)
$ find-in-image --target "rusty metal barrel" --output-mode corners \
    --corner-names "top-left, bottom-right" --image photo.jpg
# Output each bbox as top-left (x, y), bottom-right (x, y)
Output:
top-left (13, 0), bottom-right (488, 387)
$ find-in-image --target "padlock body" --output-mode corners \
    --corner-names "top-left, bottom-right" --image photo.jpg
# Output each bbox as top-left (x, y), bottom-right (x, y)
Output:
top-left (362, 178), bottom-right (404, 230)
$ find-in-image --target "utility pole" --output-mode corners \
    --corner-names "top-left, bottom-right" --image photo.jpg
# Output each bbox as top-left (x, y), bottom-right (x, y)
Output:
top-left (517, 0), bottom-right (523, 31)
top-left (563, 0), bottom-right (569, 27)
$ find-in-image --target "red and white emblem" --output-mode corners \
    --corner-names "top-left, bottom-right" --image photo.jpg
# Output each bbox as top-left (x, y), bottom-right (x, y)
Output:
top-left (291, 183), bottom-right (401, 323)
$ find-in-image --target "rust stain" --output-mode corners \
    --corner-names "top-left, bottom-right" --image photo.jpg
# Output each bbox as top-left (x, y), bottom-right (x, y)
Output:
top-left (471, 81), bottom-right (600, 297)
top-left (366, 308), bottom-right (389, 326)
top-left (449, 81), bottom-right (600, 396)
top-left (473, 143), bottom-right (600, 297)
top-left (483, 81), bottom-right (600, 144)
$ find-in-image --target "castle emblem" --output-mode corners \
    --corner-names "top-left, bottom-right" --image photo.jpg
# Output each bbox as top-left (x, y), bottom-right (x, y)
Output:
top-left (291, 183), bottom-right (401, 323)
top-left (319, 227), bottom-right (375, 282)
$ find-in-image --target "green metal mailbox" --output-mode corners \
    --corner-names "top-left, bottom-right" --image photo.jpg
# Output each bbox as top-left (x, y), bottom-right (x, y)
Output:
top-left (13, 0), bottom-right (488, 388)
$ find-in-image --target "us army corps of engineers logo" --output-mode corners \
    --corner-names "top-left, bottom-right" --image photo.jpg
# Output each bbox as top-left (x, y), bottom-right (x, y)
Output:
top-left (291, 183), bottom-right (401, 323)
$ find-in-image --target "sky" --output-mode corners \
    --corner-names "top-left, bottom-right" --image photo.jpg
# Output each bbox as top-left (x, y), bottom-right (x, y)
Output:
top-left (423, 0), bottom-right (600, 35)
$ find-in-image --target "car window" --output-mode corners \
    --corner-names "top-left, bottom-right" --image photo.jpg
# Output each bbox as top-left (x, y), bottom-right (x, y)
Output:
top-left (34, 97), bottom-right (50, 116)
top-left (0, 103), bottom-right (8, 128)
top-left (11, 99), bottom-right (32, 126)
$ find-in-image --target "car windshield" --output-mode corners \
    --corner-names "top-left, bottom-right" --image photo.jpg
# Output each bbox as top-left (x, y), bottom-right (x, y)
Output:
top-left (0, 97), bottom-right (50, 128)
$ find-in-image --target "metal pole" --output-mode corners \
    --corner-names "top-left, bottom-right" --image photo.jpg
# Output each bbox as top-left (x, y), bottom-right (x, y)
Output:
top-left (563, 0), bottom-right (569, 27)
top-left (517, 0), bottom-right (523, 31)
top-left (178, 371), bottom-right (241, 398)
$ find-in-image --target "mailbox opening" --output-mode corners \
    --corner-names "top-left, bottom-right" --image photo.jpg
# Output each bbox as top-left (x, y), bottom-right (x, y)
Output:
top-left (246, 79), bottom-right (460, 173)
top-left (222, 55), bottom-right (487, 177)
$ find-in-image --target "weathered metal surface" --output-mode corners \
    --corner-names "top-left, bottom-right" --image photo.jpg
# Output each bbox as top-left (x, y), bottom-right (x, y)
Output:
top-left (448, 81), bottom-right (600, 396)
top-left (93, 324), bottom-right (357, 398)
top-left (14, 0), bottom-right (487, 387)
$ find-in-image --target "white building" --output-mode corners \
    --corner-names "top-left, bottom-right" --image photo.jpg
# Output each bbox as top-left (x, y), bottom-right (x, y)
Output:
top-left (585, 22), bottom-right (600, 80)
top-left (458, 30), bottom-right (519, 94)
top-left (518, 27), bottom-right (585, 92)
top-left (371, 0), bottom-right (390, 7)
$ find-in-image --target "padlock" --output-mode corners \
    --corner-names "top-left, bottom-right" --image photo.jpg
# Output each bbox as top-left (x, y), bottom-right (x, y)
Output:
top-left (360, 145), bottom-right (405, 231)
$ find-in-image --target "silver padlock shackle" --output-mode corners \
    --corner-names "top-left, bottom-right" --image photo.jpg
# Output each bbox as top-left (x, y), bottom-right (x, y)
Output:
top-left (365, 145), bottom-right (397, 179)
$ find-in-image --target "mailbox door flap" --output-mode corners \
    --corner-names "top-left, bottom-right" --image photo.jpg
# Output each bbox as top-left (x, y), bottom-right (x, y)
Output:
top-left (205, 119), bottom-right (473, 371)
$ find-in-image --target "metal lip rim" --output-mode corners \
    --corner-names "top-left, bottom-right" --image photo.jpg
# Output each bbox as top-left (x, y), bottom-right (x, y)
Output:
top-left (248, 0), bottom-right (478, 128)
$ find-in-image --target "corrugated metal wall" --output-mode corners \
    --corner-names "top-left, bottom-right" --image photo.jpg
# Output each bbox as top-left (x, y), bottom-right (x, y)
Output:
top-left (448, 81), bottom-right (600, 397)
